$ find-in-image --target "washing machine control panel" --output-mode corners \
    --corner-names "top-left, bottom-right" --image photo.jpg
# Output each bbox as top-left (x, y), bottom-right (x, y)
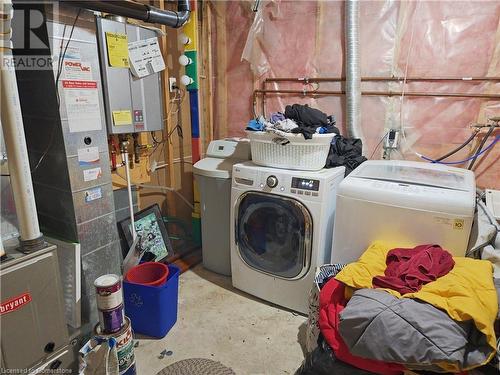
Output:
top-left (266, 175), bottom-right (279, 188)
top-left (291, 177), bottom-right (320, 191)
top-left (289, 177), bottom-right (321, 197)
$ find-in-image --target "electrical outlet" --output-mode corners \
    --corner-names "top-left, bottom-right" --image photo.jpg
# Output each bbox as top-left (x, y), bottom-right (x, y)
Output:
top-left (384, 129), bottom-right (400, 150)
top-left (169, 77), bottom-right (177, 92)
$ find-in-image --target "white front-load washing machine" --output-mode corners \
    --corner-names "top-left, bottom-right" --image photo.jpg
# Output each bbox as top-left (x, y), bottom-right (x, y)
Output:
top-left (230, 162), bottom-right (345, 314)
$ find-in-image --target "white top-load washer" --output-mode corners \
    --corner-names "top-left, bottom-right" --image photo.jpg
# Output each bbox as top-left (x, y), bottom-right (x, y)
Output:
top-left (230, 162), bottom-right (345, 314)
top-left (331, 160), bottom-right (476, 264)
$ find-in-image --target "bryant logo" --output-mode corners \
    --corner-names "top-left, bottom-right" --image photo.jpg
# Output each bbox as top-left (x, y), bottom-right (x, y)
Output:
top-left (0, 292), bottom-right (32, 315)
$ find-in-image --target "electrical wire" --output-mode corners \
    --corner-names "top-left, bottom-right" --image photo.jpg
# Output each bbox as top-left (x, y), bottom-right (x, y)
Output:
top-left (434, 128), bottom-right (480, 161)
top-left (369, 132), bottom-right (388, 159)
top-left (137, 184), bottom-right (194, 210)
top-left (398, 3), bottom-right (493, 168)
top-left (146, 87), bottom-right (184, 159)
top-left (468, 124), bottom-right (495, 170)
top-left (420, 136), bottom-right (499, 165)
top-left (31, 9), bottom-right (82, 174)
top-left (151, 131), bottom-right (165, 145)
top-left (399, 1), bottom-right (420, 156)
top-left (113, 166), bottom-right (194, 210)
top-left (168, 124), bottom-right (183, 139)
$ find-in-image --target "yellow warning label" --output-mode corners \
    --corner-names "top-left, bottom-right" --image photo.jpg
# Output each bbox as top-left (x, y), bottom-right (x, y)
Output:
top-left (112, 110), bottom-right (132, 126)
top-left (105, 32), bottom-right (129, 68)
top-left (453, 219), bottom-right (465, 230)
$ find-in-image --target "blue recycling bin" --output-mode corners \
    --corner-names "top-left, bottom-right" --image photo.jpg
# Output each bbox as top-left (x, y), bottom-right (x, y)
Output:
top-left (123, 264), bottom-right (180, 338)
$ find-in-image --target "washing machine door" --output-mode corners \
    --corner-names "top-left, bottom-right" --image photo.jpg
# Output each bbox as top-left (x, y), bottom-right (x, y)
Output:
top-left (235, 192), bottom-right (313, 279)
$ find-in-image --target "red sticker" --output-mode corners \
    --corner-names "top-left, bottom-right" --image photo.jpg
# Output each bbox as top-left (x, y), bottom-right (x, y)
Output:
top-left (0, 292), bottom-right (32, 315)
top-left (62, 80), bottom-right (97, 89)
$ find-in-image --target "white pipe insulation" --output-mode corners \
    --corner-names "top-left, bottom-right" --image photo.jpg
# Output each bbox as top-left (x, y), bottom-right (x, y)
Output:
top-left (345, 0), bottom-right (363, 140)
top-left (122, 151), bottom-right (136, 240)
top-left (0, 0), bottom-right (43, 248)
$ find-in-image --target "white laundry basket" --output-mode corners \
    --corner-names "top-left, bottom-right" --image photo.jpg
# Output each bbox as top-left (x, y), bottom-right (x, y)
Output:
top-left (247, 131), bottom-right (335, 171)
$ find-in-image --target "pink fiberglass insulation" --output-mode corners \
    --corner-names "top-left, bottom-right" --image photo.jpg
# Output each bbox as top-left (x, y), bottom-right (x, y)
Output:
top-left (210, 0), bottom-right (500, 188)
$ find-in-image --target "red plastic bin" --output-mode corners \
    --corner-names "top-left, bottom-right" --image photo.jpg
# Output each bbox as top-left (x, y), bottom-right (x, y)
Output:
top-left (126, 262), bottom-right (169, 286)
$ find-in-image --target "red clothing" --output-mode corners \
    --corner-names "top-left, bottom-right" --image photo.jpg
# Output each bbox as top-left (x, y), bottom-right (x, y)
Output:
top-left (373, 244), bottom-right (455, 295)
top-left (318, 278), bottom-right (404, 375)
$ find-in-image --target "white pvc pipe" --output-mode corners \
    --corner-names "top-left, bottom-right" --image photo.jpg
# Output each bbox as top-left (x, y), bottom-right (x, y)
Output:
top-left (123, 152), bottom-right (136, 240)
top-left (0, 2), bottom-right (42, 243)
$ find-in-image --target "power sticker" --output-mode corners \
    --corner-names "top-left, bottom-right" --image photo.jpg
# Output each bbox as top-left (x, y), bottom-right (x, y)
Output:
top-left (453, 219), bottom-right (465, 230)
top-left (0, 292), bottom-right (32, 315)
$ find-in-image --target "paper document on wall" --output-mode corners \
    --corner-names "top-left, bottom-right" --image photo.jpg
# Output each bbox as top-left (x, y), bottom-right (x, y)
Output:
top-left (105, 32), bottom-right (130, 68)
top-left (77, 147), bottom-right (100, 166)
top-left (62, 80), bottom-right (102, 133)
top-left (112, 110), bottom-right (132, 126)
top-left (83, 167), bottom-right (102, 182)
top-left (128, 37), bottom-right (165, 78)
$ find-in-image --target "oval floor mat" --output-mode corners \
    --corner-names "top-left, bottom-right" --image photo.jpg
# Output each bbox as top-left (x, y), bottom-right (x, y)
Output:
top-left (156, 358), bottom-right (235, 375)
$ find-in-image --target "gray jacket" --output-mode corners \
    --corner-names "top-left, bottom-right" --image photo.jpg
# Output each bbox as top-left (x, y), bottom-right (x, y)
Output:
top-left (338, 289), bottom-right (493, 372)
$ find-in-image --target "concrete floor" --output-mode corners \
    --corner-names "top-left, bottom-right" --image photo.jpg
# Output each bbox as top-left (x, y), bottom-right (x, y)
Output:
top-left (134, 265), bottom-right (308, 375)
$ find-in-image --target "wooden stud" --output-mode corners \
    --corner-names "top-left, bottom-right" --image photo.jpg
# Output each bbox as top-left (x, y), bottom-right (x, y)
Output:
top-left (214, 1), bottom-right (228, 139)
top-left (157, 0), bottom-right (177, 216)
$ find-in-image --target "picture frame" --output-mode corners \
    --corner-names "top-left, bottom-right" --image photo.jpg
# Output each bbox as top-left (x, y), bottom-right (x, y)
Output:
top-left (118, 203), bottom-right (173, 263)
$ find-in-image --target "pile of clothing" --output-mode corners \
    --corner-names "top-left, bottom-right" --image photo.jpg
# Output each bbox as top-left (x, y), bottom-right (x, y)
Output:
top-left (247, 104), bottom-right (338, 139)
top-left (298, 242), bottom-right (500, 374)
top-left (246, 104), bottom-right (367, 175)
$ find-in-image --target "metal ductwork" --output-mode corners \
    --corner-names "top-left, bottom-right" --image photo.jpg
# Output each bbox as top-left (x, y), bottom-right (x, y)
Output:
top-left (345, 0), bottom-right (363, 140)
top-left (63, 0), bottom-right (190, 28)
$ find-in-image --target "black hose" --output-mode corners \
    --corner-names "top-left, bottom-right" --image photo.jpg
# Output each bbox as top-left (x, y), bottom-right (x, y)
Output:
top-left (434, 129), bottom-right (479, 161)
top-left (468, 124), bottom-right (495, 170)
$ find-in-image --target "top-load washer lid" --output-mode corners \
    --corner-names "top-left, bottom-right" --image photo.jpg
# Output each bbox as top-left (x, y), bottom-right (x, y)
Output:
top-left (350, 160), bottom-right (474, 192)
top-left (193, 139), bottom-right (251, 179)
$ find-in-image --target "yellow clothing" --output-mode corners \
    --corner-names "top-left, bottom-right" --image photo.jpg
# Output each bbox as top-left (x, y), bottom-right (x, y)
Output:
top-left (335, 242), bottom-right (498, 370)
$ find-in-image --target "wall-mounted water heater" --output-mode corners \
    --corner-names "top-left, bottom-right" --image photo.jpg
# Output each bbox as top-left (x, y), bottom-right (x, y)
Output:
top-left (96, 17), bottom-right (164, 134)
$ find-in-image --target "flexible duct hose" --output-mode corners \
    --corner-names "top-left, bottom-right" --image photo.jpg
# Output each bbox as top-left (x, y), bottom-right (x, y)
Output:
top-left (345, 0), bottom-right (363, 140)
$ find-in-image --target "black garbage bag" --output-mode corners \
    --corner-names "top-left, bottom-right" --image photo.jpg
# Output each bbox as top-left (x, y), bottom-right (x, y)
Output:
top-left (295, 336), bottom-right (374, 375)
top-left (325, 136), bottom-right (367, 176)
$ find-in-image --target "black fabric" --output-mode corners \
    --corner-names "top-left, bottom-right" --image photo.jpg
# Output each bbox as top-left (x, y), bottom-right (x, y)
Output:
top-left (325, 136), bottom-right (367, 176)
top-left (284, 104), bottom-right (339, 139)
top-left (295, 336), bottom-right (374, 375)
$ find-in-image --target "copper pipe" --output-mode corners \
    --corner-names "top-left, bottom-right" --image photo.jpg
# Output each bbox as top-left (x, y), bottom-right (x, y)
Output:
top-left (254, 89), bottom-right (500, 99)
top-left (256, 89), bottom-right (345, 95)
top-left (265, 76), bottom-right (500, 83)
top-left (253, 89), bottom-right (500, 117)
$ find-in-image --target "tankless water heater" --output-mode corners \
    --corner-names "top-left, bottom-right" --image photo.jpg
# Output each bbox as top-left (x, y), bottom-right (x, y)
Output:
top-left (96, 17), bottom-right (164, 134)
